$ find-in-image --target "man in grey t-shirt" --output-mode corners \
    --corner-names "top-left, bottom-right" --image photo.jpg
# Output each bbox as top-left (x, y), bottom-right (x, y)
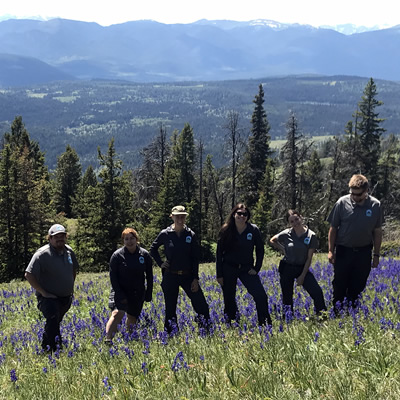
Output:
top-left (25, 224), bottom-right (79, 351)
top-left (327, 174), bottom-right (383, 309)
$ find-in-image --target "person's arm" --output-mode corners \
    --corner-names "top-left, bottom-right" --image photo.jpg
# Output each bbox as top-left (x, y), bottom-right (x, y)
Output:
top-left (150, 231), bottom-right (165, 268)
top-left (109, 253), bottom-right (127, 302)
top-left (71, 250), bottom-right (79, 280)
top-left (270, 234), bottom-right (285, 254)
top-left (372, 227), bottom-right (383, 268)
top-left (296, 248), bottom-right (315, 286)
top-left (216, 238), bottom-right (224, 285)
top-left (24, 271), bottom-right (57, 298)
top-left (190, 231), bottom-right (200, 292)
top-left (144, 254), bottom-right (153, 301)
top-left (328, 226), bottom-right (337, 265)
top-left (252, 226), bottom-right (264, 273)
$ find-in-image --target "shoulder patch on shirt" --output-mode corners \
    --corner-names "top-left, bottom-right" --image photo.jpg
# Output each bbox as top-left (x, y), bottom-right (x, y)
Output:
top-left (139, 256), bottom-right (145, 264)
top-left (186, 236), bottom-right (192, 243)
top-left (366, 209), bottom-right (372, 217)
top-left (247, 233), bottom-right (253, 240)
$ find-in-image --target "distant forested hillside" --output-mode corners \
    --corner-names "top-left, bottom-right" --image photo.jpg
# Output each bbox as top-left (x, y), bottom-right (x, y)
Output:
top-left (0, 75), bottom-right (399, 170)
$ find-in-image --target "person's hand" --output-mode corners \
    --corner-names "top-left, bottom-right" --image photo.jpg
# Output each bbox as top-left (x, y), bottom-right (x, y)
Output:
top-left (160, 260), bottom-right (170, 271)
top-left (372, 255), bottom-right (380, 268)
top-left (248, 268), bottom-right (257, 275)
top-left (217, 277), bottom-right (224, 286)
top-left (191, 279), bottom-right (199, 292)
top-left (328, 251), bottom-right (335, 265)
top-left (296, 274), bottom-right (305, 286)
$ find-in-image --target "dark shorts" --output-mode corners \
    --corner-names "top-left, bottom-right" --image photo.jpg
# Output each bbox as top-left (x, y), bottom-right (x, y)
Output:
top-left (108, 291), bottom-right (145, 318)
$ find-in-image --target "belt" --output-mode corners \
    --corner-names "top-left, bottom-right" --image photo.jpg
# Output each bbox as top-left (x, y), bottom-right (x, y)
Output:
top-left (337, 244), bottom-right (372, 252)
top-left (227, 263), bottom-right (250, 269)
top-left (169, 270), bottom-right (191, 275)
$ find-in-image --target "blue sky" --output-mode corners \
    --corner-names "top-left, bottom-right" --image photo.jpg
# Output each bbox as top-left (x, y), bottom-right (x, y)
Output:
top-left (0, 0), bottom-right (398, 28)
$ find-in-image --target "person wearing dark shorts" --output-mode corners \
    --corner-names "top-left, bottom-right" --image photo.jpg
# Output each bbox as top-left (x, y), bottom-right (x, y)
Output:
top-left (105, 228), bottom-right (153, 342)
top-left (270, 210), bottom-right (326, 317)
top-left (150, 205), bottom-right (210, 334)
top-left (216, 203), bottom-right (272, 327)
top-left (327, 174), bottom-right (383, 310)
top-left (25, 224), bottom-right (79, 352)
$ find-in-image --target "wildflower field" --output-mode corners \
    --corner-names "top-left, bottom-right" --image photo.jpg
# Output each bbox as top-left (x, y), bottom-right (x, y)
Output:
top-left (1, 255), bottom-right (400, 399)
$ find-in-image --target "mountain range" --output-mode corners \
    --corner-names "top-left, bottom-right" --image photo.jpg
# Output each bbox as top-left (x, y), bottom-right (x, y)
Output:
top-left (0, 18), bottom-right (399, 86)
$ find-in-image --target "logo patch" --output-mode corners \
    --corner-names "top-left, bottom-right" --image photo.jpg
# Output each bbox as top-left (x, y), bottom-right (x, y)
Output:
top-left (304, 237), bottom-right (311, 245)
top-left (366, 209), bottom-right (372, 217)
top-left (67, 252), bottom-right (73, 264)
top-left (139, 256), bottom-right (145, 264)
top-left (186, 236), bottom-right (192, 243)
top-left (247, 233), bottom-right (253, 241)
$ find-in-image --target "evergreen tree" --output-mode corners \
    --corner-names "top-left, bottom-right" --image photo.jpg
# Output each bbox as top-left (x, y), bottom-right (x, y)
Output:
top-left (0, 117), bottom-right (50, 281)
top-left (355, 78), bottom-right (385, 184)
top-left (275, 112), bottom-right (309, 214)
top-left (239, 84), bottom-right (271, 209)
top-left (73, 165), bottom-right (97, 218)
top-left (253, 159), bottom-right (275, 241)
top-left (151, 124), bottom-right (200, 233)
top-left (75, 139), bottom-right (135, 271)
top-left (223, 110), bottom-right (244, 208)
top-left (378, 134), bottom-right (400, 216)
top-left (53, 145), bottom-right (82, 218)
top-left (134, 124), bottom-right (170, 208)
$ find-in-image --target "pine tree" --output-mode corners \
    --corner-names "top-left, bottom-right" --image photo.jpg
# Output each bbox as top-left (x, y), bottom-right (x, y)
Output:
top-left (0, 117), bottom-right (50, 281)
top-left (223, 110), bottom-right (244, 208)
top-left (53, 145), bottom-right (82, 218)
top-left (75, 139), bottom-right (135, 271)
top-left (253, 159), bottom-right (275, 241)
top-left (239, 84), bottom-right (271, 209)
top-left (275, 112), bottom-right (310, 214)
top-left (134, 124), bottom-right (170, 208)
top-left (355, 78), bottom-right (385, 184)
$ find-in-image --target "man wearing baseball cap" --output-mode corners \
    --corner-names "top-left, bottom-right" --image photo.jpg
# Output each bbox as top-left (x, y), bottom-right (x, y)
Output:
top-left (25, 224), bottom-right (79, 351)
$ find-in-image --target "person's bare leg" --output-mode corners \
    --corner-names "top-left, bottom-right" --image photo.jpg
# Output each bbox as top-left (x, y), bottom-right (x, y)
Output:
top-left (105, 309), bottom-right (125, 340)
top-left (126, 314), bottom-right (137, 333)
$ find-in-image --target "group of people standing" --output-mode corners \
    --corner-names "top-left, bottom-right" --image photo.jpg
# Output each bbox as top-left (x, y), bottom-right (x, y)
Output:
top-left (25, 174), bottom-right (383, 350)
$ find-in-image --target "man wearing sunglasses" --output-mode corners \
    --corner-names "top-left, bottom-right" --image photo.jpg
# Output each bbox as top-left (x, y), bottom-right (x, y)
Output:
top-left (327, 174), bottom-right (383, 311)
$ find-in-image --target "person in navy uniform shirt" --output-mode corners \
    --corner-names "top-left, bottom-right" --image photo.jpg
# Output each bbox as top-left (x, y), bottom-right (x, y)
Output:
top-left (105, 228), bottom-right (153, 342)
top-left (270, 210), bottom-right (326, 316)
top-left (216, 203), bottom-right (272, 326)
top-left (150, 205), bottom-right (210, 334)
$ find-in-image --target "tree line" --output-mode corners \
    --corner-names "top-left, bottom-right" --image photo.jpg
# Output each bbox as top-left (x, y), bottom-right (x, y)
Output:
top-left (1, 78), bottom-right (399, 282)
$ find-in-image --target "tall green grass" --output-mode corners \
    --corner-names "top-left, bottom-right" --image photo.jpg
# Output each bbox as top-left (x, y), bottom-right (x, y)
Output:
top-left (1, 255), bottom-right (399, 399)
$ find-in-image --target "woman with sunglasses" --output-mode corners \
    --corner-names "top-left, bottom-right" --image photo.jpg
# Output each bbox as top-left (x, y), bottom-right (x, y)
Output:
top-left (216, 203), bottom-right (272, 327)
top-left (270, 210), bottom-right (326, 317)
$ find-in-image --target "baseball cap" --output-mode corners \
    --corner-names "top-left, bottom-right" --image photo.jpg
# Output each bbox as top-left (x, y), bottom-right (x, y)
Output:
top-left (48, 224), bottom-right (67, 236)
top-left (171, 205), bottom-right (188, 215)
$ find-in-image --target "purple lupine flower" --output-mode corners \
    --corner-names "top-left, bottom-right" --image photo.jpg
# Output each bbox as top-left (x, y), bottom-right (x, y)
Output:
top-left (102, 377), bottom-right (112, 391)
top-left (10, 369), bottom-right (18, 383)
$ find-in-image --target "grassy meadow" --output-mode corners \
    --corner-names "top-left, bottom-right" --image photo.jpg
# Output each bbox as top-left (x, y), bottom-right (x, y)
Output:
top-left (1, 253), bottom-right (400, 399)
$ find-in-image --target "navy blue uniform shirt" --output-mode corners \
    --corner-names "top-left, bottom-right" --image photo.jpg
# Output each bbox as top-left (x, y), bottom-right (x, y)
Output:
top-left (109, 246), bottom-right (153, 302)
top-left (150, 225), bottom-right (200, 279)
top-left (216, 223), bottom-right (264, 278)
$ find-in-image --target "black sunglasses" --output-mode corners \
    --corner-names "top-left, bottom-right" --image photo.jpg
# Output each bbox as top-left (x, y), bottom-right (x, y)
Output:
top-left (236, 211), bottom-right (248, 217)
